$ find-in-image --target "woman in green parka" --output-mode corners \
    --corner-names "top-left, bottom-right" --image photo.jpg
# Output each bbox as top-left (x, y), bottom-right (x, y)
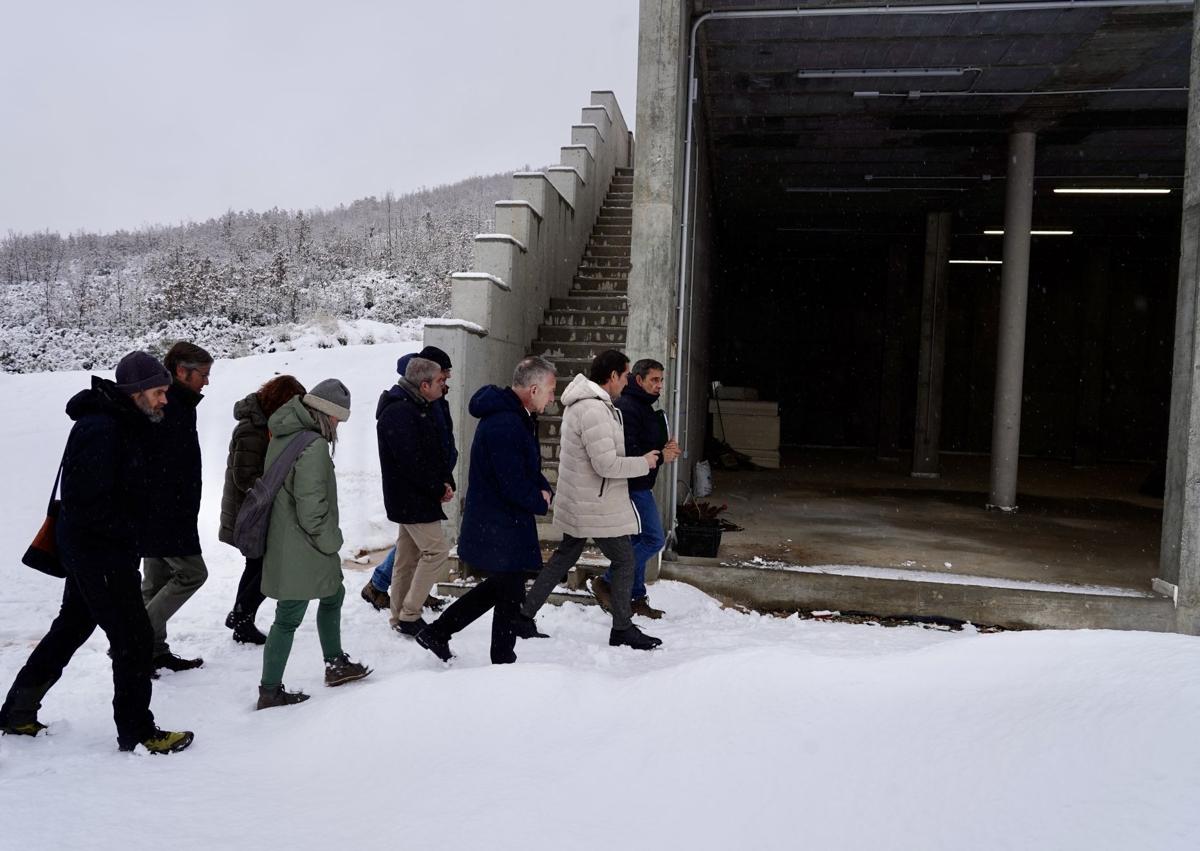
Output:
top-left (257, 378), bottom-right (371, 710)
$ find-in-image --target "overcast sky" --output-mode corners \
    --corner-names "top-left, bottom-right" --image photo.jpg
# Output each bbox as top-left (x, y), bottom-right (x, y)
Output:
top-left (0, 0), bottom-right (639, 235)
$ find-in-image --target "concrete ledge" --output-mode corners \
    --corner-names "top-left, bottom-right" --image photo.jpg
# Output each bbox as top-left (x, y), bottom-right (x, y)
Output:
top-left (659, 562), bottom-right (1177, 632)
top-left (423, 318), bottom-right (488, 337)
top-left (450, 272), bottom-right (510, 291)
top-left (475, 233), bottom-right (528, 253)
top-left (495, 199), bottom-right (543, 221)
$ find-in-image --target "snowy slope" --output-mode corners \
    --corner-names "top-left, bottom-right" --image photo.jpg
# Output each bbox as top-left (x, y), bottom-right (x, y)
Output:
top-left (1, 344), bottom-right (1199, 851)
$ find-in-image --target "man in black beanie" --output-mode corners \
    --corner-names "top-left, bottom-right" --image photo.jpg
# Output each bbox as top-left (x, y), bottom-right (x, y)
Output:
top-left (140, 341), bottom-right (213, 673)
top-left (0, 351), bottom-right (195, 754)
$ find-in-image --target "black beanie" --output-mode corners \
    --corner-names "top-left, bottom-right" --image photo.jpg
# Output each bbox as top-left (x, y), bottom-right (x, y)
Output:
top-left (418, 346), bottom-right (452, 371)
top-left (114, 351), bottom-right (172, 394)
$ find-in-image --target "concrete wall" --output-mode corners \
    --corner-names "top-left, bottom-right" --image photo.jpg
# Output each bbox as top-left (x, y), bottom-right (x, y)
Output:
top-left (627, 0), bottom-right (694, 555)
top-left (425, 91), bottom-right (632, 533)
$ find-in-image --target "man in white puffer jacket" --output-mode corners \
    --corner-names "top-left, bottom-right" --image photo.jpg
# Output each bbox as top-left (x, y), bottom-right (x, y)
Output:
top-left (518, 350), bottom-right (664, 650)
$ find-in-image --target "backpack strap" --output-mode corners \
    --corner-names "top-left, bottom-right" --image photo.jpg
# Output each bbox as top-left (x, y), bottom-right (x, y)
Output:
top-left (47, 447), bottom-right (67, 513)
top-left (259, 431), bottom-right (321, 502)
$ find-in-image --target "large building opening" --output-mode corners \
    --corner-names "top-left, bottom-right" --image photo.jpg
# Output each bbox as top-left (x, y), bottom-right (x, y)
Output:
top-left (684, 2), bottom-right (1190, 596)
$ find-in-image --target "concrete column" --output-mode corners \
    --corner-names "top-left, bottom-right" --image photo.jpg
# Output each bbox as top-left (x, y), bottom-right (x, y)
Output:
top-left (987, 130), bottom-right (1036, 510)
top-left (626, 0), bottom-right (690, 367)
top-left (877, 242), bottom-right (909, 461)
top-left (912, 213), bottom-right (952, 477)
top-left (1071, 243), bottom-right (1110, 467)
top-left (1160, 11), bottom-right (1200, 633)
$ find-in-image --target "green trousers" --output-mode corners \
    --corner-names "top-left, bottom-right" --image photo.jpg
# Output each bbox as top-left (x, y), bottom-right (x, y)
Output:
top-left (261, 585), bottom-right (345, 688)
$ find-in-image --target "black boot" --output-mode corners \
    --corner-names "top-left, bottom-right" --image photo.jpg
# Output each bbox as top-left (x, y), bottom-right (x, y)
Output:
top-left (416, 626), bottom-right (454, 662)
top-left (609, 624), bottom-right (662, 651)
top-left (256, 684), bottom-right (310, 710)
top-left (227, 611), bottom-right (267, 645)
top-left (0, 685), bottom-right (51, 736)
top-left (514, 614), bottom-right (548, 639)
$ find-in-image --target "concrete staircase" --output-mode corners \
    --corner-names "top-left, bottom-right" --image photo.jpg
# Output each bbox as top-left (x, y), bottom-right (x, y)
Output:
top-left (528, 167), bottom-right (632, 539)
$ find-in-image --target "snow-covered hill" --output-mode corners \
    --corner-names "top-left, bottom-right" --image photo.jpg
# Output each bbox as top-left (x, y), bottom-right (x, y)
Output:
top-left (1, 343), bottom-right (1199, 850)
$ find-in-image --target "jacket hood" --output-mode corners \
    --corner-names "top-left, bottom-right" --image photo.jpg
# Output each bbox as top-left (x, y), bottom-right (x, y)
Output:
top-left (469, 385), bottom-right (525, 420)
top-left (233, 392), bottom-right (267, 427)
top-left (622, 379), bottom-right (660, 407)
top-left (65, 376), bottom-right (140, 422)
top-left (376, 379), bottom-right (427, 420)
top-left (268, 395), bottom-right (319, 438)
top-left (561, 373), bottom-right (613, 409)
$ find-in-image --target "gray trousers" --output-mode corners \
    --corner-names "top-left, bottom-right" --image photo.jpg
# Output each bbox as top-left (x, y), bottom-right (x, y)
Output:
top-left (142, 554), bottom-right (208, 655)
top-left (522, 534), bottom-right (633, 631)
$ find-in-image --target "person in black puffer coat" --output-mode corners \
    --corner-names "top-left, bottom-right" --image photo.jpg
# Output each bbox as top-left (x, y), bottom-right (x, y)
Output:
top-left (139, 342), bottom-right (213, 673)
top-left (217, 375), bottom-right (307, 644)
top-left (0, 352), bottom-right (195, 754)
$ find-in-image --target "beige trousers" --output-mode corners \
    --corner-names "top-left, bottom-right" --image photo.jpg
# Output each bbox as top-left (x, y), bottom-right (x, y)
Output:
top-left (388, 521), bottom-right (449, 625)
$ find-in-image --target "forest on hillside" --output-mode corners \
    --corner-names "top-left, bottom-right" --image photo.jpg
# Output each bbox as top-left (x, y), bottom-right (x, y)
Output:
top-left (0, 171), bottom-right (513, 372)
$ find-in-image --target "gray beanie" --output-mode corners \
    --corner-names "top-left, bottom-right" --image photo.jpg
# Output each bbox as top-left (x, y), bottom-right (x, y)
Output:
top-left (114, 351), bottom-right (172, 394)
top-left (304, 378), bottom-right (351, 422)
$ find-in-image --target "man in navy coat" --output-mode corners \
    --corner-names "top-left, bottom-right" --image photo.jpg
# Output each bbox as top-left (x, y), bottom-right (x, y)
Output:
top-left (416, 356), bottom-right (556, 664)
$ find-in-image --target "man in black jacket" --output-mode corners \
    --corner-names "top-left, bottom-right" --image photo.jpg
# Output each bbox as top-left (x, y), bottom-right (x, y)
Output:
top-left (0, 352), bottom-right (194, 754)
top-left (139, 341), bottom-right (212, 672)
top-left (592, 358), bottom-right (680, 618)
top-left (376, 356), bottom-right (454, 637)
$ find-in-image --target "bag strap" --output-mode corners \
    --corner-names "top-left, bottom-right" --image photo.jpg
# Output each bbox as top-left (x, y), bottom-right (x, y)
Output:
top-left (259, 431), bottom-right (321, 502)
top-left (47, 447), bottom-right (67, 511)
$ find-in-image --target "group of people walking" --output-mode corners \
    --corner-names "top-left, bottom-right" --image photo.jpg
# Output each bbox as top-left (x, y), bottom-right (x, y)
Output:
top-left (0, 339), bottom-right (678, 755)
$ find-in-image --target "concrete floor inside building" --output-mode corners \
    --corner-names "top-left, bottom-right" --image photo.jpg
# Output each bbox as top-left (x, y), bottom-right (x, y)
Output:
top-left (702, 447), bottom-right (1162, 594)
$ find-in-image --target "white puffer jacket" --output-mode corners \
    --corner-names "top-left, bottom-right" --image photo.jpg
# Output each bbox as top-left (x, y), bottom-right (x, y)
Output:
top-left (552, 373), bottom-right (651, 539)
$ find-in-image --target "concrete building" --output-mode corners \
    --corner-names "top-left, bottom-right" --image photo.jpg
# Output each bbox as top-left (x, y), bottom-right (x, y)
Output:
top-left (622, 0), bottom-right (1200, 633)
top-left (429, 1), bottom-right (1200, 634)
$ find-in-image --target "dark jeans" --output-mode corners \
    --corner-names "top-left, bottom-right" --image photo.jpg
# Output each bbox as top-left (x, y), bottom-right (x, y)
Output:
top-left (604, 489), bottom-right (665, 601)
top-left (1, 555), bottom-right (156, 749)
top-left (522, 534), bottom-right (634, 631)
top-left (430, 571), bottom-right (526, 664)
top-left (233, 555), bottom-right (266, 616)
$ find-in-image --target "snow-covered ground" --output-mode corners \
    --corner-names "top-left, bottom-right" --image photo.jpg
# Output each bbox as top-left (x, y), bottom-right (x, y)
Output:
top-left (2, 344), bottom-right (1200, 850)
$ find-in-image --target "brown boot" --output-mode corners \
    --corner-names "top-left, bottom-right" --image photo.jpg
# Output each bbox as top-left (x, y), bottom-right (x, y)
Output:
top-left (360, 581), bottom-right (390, 611)
top-left (590, 576), bottom-right (613, 613)
top-left (631, 596), bottom-right (665, 620)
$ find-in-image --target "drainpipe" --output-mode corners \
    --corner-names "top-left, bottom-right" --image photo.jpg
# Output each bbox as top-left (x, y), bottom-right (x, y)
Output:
top-left (665, 0), bottom-right (1194, 541)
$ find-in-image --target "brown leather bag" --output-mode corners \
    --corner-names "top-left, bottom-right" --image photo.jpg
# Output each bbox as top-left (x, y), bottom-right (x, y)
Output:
top-left (22, 455), bottom-right (65, 579)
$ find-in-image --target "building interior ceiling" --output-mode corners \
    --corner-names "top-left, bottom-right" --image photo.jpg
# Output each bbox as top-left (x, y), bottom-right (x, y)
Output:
top-left (696, 2), bottom-right (1193, 238)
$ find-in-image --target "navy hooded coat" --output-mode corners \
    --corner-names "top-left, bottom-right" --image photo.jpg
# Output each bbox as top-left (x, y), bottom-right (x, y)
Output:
top-left (456, 385), bottom-right (552, 574)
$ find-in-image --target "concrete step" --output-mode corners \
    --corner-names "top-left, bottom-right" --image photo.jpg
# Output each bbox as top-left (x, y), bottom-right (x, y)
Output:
top-left (571, 277), bottom-right (627, 294)
top-left (531, 340), bottom-right (622, 361)
top-left (580, 255), bottom-right (631, 268)
top-left (586, 246), bottom-right (631, 259)
top-left (607, 192), bottom-right (633, 202)
top-left (594, 223), bottom-right (631, 236)
top-left (576, 263), bottom-right (629, 275)
top-left (537, 415), bottom-right (563, 440)
top-left (541, 310), bottom-right (627, 329)
top-left (538, 324), bottom-right (627, 344)
top-left (598, 211), bottom-right (632, 221)
top-left (590, 232), bottom-right (632, 244)
top-left (550, 295), bottom-right (627, 311)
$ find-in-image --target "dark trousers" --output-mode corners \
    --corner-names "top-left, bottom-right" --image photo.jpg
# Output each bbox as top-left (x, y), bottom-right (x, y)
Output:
top-left (233, 555), bottom-right (266, 616)
top-left (521, 534), bottom-right (634, 631)
top-left (431, 571), bottom-right (526, 664)
top-left (1, 555), bottom-right (156, 748)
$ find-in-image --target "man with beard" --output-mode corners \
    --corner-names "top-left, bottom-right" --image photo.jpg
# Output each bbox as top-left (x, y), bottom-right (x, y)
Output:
top-left (0, 351), bottom-right (195, 754)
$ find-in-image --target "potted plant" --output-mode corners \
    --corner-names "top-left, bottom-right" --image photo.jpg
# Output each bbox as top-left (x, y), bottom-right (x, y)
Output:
top-left (675, 499), bottom-right (727, 558)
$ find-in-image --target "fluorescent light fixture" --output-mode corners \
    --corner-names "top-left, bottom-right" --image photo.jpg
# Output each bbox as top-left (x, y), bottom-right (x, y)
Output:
top-left (797, 67), bottom-right (969, 79)
top-left (949, 259), bottom-right (1003, 265)
top-left (1053, 188), bottom-right (1171, 195)
top-left (984, 230), bottom-right (1074, 236)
